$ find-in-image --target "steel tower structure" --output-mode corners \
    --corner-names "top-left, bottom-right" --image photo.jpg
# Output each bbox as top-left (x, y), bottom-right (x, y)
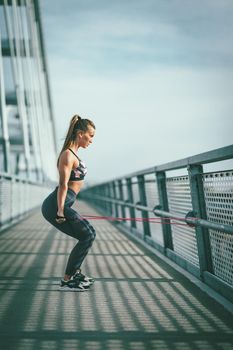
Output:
top-left (0, 0), bottom-right (57, 231)
top-left (0, 0), bottom-right (57, 182)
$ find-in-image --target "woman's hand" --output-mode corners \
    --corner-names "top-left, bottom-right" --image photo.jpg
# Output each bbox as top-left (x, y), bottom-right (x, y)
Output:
top-left (56, 211), bottom-right (66, 224)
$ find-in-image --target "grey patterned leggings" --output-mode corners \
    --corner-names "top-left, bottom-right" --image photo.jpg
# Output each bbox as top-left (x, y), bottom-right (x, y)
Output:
top-left (41, 187), bottom-right (96, 276)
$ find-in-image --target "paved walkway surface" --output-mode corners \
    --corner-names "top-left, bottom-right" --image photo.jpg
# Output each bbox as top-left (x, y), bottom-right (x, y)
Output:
top-left (0, 200), bottom-right (233, 350)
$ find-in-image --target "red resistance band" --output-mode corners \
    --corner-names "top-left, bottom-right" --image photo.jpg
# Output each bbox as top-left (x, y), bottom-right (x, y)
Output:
top-left (81, 215), bottom-right (197, 227)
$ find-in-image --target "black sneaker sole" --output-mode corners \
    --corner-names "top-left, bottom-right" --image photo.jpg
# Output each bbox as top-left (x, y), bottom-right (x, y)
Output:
top-left (74, 277), bottom-right (95, 284)
top-left (59, 285), bottom-right (90, 292)
top-left (78, 280), bottom-right (94, 286)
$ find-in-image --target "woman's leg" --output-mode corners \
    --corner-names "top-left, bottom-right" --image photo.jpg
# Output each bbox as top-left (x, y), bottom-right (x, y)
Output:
top-left (42, 192), bottom-right (96, 279)
top-left (64, 217), bottom-right (96, 276)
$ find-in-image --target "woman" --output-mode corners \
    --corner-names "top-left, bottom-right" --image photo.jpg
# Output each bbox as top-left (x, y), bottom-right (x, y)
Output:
top-left (41, 115), bottom-right (96, 291)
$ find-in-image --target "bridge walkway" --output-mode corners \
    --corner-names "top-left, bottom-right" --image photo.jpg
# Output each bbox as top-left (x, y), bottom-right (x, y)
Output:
top-left (0, 201), bottom-right (233, 350)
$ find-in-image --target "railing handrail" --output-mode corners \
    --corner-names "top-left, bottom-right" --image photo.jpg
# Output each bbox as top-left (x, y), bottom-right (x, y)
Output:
top-left (156, 144), bottom-right (233, 172)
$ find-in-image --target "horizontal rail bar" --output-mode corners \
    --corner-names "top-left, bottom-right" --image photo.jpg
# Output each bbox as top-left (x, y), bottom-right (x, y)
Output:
top-left (156, 144), bottom-right (233, 171)
top-left (153, 209), bottom-right (233, 235)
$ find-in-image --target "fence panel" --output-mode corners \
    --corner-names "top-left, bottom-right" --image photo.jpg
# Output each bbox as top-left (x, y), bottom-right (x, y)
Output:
top-left (203, 171), bottom-right (233, 285)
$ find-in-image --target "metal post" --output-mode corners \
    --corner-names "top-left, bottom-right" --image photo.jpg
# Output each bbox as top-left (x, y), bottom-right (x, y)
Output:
top-left (12, 0), bottom-right (31, 177)
top-left (137, 175), bottom-right (151, 237)
top-left (126, 177), bottom-right (136, 229)
top-left (26, 0), bottom-right (45, 181)
top-left (0, 31), bottom-right (11, 173)
top-left (33, 0), bottom-right (58, 154)
top-left (105, 183), bottom-right (112, 215)
top-left (117, 179), bottom-right (126, 222)
top-left (103, 185), bottom-right (107, 212)
top-left (108, 182), bottom-right (113, 215)
top-left (112, 181), bottom-right (119, 218)
top-left (101, 185), bottom-right (106, 211)
top-left (26, 0), bottom-right (48, 181)
top-left (156, 171), bottom-right (173, 250)
top-left (188, 164), bottom-right (213, 277)
top-left (4, 0), bottom-right (29, 178)
top-left (99, 185), bottom-right (104, 211)
top-left (20, 0), bottom-right (41, 181)
top-left (96, 186), bottom-right (100, 209)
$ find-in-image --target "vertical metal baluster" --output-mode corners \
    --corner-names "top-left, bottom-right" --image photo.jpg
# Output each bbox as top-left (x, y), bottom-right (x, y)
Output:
top-left (105, 183), bottom-right (112, 215)
top-left (107, 182), bottom-right (113, 216)
top-left (112, 181), bottom-right (119, 218)
top-left (188, 164), bottom-right (213, 278)
top-left (137, 174), bottom-right (151, 238)
top-left (156, 171), bottom-right (173, 250)
top-left (118, 179), bottom-right (126, 223)
top-left (126, 177), bottom-right (136, 229)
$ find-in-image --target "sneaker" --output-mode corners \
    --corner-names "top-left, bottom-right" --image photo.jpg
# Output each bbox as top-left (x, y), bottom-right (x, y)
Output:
top-left (59, 278), bottom-right (90, 292)
top-left (73, 269), bottom-right (95, 285)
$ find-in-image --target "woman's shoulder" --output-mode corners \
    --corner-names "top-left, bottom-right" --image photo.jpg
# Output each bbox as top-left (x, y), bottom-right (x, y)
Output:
top-left (62, 148), bottom-right (71, 155)
top-left (59, 149), bottom-right (74, 165)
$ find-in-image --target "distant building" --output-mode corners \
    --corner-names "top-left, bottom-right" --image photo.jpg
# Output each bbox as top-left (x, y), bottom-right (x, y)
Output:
top-left (0, 0), bottom-right (57, 183)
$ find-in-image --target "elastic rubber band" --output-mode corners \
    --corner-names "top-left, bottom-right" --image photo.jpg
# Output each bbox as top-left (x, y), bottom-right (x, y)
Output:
top-left (80, 214), bottom-right (197, 227)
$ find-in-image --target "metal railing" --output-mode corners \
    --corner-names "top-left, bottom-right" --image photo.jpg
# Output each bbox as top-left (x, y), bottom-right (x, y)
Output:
top-left (0, 172), bottom-right (53, 232)
top-left (80, 145), bottom-right (233, 304)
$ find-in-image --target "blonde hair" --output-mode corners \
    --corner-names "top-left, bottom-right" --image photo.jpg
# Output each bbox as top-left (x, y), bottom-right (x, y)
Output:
top-left (57, 114), bottom-right (95, 166)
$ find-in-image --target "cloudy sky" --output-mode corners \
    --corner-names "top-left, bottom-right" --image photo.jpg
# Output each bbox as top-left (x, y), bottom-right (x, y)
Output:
top-left (40, 0), bottom-right (233, 184)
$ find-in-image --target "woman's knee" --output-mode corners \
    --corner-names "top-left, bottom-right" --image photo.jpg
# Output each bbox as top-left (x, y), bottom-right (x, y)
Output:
top-left (80, 226), bottom-right (96, 243)
top-left (92, 230), bottom-right (96, 241)
top-left (83, 220), bottom-right (96, 240)
top-left (91, 227), bottom-right (96, 240)
top-left (87, 227), bottom-right (96, 242)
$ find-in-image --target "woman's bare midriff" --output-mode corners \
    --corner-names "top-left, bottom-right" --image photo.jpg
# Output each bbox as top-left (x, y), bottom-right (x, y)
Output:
top-left (68, 180), bottom-right (84, 195)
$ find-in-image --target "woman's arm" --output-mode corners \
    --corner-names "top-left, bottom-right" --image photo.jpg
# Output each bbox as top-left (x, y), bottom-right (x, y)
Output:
top-left (57, 150), bottom-right (73, 220)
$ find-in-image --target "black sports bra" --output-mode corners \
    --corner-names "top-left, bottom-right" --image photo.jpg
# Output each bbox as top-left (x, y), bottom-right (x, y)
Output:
top-left (68, 148), bottom-right (87, 181)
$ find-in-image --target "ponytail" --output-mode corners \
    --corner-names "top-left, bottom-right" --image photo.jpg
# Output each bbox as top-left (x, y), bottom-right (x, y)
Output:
top-left (57, 114), bottom-right (95, 167)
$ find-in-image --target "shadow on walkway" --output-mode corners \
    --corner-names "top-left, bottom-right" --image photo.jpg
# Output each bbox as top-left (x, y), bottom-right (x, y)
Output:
top-left (0, 201), bottom-right (233, 350)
